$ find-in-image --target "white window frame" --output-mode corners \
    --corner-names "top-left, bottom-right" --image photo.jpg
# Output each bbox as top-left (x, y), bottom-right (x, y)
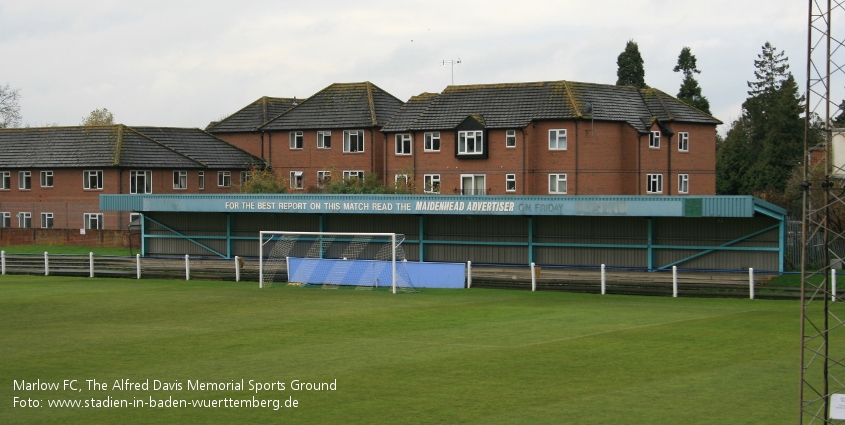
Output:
top-left (506, 174), bottom-right (516, 192)
top-left (18, 212), bottom-right (31, 228)
top-left (678, 132), bottom-right (689, 152)
top-left (198, 171), bottom-right (205, 190)
top-left (460, 174), bottom-right (486, 195)
top-left (40, 170), bottom-right (53, 188)
top-left (0, 171), bottom-right (9, 190)
top-left (650, 131), bottom-right (661, 149)
top-left (549, 174), bottom-right (568, 194)
top-left (647, 173), bottom-right (663, 194)
top-left (506, 130), bottom-right (517, 148)
top-left (424, 174), bottom-right (441, 194)
top-left (395, 134), bottom-right (412, 155)
top-left (290, 131), bottom-right (303, 149)
top-left (130, 170), bottom-right (152, 194)
top-left (343, 130), bottom-right (365, 153)
top-left (41, 212), bottom-right (53, 229)
top-left (84, 170), bottom-right (103, 190)
top-left (317, 131), bottom-right (332, 149)
top-left (173, 170), bottom-right (187, 190)
top-left (395, 174), bottom-right (409, 185)
top-left (240, 171), bottom-right (251, 185)
top-left (218, 171), bottom-right (231, 187)
top-left (0, 212), bottom-right (10, 228)
top-left (18, 171), bottom-right (31, 190)
top-left (424, 132), bottom-right (440, 152)
top-left (317, 171), bottom-right (331, 188)
top-left (83, 213), bottom-right (103, 230)
top-left (458, 130), bottom-right (484, 155)
top-left (549, 129), bottom-right (567, 150)
top-left (290, 171), bottom-right (304, 190)
top-left (343, 170), bottom-right (364, 180)
top-left (678, 174), bottom-right (690, 194)
top-left (129, 213), bottom-right (141, 224)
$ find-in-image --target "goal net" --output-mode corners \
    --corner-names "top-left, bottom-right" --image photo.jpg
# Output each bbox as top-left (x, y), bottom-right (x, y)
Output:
top-left (259, 231), bottom-right (416, 293)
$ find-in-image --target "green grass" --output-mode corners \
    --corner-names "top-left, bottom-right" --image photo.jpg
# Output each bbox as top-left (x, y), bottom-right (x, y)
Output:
top-left (0, 275), bottom-right (800, 424)
top-left (0, 245), bottom-right (133, 256)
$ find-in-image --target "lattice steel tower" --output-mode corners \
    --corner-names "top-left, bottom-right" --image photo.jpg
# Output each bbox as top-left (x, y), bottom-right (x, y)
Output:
top-left (801, 1), bottom-right (845, 423)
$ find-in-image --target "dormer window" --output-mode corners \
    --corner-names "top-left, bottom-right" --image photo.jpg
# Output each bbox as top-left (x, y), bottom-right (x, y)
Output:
top-left (458, 130), bottom-right (483, 155)
top-left (649, 131), bottom-right (661, 149)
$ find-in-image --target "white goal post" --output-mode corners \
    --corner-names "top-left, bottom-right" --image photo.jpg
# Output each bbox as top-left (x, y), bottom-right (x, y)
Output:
top-left (259, 231), bottom-right (414, 293)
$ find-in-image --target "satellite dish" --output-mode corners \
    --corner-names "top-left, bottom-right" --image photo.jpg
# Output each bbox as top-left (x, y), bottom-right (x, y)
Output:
top-left (583, 102), bottom-right (593, 115)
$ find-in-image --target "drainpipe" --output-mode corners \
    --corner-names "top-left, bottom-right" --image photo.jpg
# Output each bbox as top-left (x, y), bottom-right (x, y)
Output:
top-left (574, 121), bottom-right (579, 195)
top-left (638, 132), bottom-right (643, 195)
top-left (521, 128), bottom-right (526, 195)
top-left (667, 129), bottom-right (672, 195)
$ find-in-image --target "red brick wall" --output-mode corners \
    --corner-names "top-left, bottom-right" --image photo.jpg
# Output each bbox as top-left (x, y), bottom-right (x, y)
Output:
top-left (0, 167), bottom-right (244, 230)
top-left (213, 132), bottom-right (266, 159)
top-left (382, 119), bottom-right (717, 196)
top-left (267, 128), bottom-right (389, 191)
top-left (0, 228), bottom-right (131, 248)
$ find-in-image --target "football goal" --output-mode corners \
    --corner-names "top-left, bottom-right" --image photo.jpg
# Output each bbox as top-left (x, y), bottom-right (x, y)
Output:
top-left (259, 231), bottom-right (416, 293)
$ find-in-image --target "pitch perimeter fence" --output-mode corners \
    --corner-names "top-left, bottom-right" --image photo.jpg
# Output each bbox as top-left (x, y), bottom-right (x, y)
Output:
top-left (0, 251), bottom-right (813, 299)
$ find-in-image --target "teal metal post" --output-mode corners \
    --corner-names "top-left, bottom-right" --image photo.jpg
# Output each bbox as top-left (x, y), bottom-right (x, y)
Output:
top-left (226, 213), bottom-right (233, 259)
top-left (527, 216), bottom-right (535, 264)
top-left (141, 214), bottom-right (146, 256)
top-left (419, 215), bottom-right (426, 262)
top-left (647, 217), bottom-right (654, 270)
top-left (779, 216), bottom-right (786, 273)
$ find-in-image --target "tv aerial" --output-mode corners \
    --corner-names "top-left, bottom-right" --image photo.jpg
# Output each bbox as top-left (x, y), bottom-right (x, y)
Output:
top-left (440, 58), bottom-right (462, 85)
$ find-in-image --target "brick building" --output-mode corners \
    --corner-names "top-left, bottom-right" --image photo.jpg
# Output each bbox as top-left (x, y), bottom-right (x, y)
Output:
top-left (209, 82), bottom-right (404, 191)
top-left (205, 96), bottom-right (301, 160)
top-left (209, 80), bottom-right (720, 196)
top-left (382, 81), bottom-right (721, 196)
top-left (0, 125), bottom-right (262, 230)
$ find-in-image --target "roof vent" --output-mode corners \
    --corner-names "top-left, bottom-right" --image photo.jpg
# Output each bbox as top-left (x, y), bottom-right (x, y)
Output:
top-left (292, 97), bottom-right (298, 106)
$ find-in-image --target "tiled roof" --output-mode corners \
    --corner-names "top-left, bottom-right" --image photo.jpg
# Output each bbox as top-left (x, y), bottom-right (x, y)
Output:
top-left (132, 127), bottom-right (264, 168)
top-left (382, 81), bottom-right (721, 133)
top-left (206, 97), bottom-right (301, 133)
top-left (0, 125), bottom-right (262, 169)
top-left (260, 82), bottom-right (404, 131)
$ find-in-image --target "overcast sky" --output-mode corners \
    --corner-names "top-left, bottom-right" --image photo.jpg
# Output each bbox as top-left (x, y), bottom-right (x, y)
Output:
top-left (0, 1), bottom-right (812, 132)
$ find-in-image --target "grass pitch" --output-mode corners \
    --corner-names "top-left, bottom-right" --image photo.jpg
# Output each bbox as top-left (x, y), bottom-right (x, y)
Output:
top-left (1, 275), bottom-right (797, 424)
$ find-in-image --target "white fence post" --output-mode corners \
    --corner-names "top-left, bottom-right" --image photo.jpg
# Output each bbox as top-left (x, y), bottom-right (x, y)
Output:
top-left (749, 268), bottom-right (754, 300)
top-left (185, 254), bottom-right (190, 281)
top-left (833, 269), bottom-right (838, 302)
top-left (467, 261), bottom-right (472, 288)
top-left (672, 266), bottom-right (678, 298)
top-left (600, 264), bottom-right (606, 295)
top-left (44, 252), bottom-right (49, 276)
top-left (1, 250), bottom-right (5, 275)
top-left (530, 262), bottom-right (536, 292)
top-left (136, 254), bottom-right (141, 280)
top-left (89, 252), bottom-right (94, 278)
top-left (235, 256), bottom-right (241, 282)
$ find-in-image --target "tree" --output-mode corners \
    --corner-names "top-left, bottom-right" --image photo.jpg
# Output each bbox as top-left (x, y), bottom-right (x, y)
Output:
top-left (0, 83), bottom-right (22, 128)
top-left (715, 42), bottom-right (807, 202)
top-left (81, 108), bottom-right (115, 126)
top-left (673, 47), bottom-right (711, 114)
top-left (832, 99), bottom-right (845, 127)
top-left (616, 40), bottom-right (647, 89)
top-left (239, 166), bottom-right (288, 194)
top-left (747, 41), bottom-right (790, 99)
top-left (716, 118), bottom-right (752, 195)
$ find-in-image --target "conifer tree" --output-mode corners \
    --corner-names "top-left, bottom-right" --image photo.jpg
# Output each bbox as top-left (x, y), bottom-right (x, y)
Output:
top-left (616, 40), bottom-right (647, 89)
top-left (716, 42), bottom-right (805, 199)
top-left (673, 47), bottom-right (710, 114)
